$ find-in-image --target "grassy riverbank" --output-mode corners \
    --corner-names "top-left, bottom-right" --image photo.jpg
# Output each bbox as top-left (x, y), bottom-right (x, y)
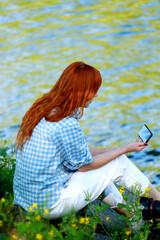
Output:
top-left (0, 140), bottom-right (160, 240)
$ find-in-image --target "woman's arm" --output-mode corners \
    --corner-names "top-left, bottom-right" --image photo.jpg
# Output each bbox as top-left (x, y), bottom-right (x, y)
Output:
top-left (79, 139), bottom-right (148, 172)
top-left (89, 147), bottom-right (118, 156)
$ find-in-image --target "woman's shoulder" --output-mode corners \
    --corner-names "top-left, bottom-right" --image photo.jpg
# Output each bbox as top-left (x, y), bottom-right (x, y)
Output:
top-left (32, 117), bottom-right (82, 142)
top-left (58, 116), bottom-right (80, 130)
top-left (40, 116), bottom-right (80, 131)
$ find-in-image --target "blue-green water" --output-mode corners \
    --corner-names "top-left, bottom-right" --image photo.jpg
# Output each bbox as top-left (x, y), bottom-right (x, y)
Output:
top-left (0, 0), bottom-right (160, 187)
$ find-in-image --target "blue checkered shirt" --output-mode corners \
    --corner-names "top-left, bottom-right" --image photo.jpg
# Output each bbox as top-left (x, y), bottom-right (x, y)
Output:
top-left (13, 116), bottom-right (93, 211)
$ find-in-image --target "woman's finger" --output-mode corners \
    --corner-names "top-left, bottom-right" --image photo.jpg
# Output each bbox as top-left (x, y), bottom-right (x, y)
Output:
top-left (136, 137), bottom-right (140, 142)
top-left (138, 141), bottom-right (147, 146)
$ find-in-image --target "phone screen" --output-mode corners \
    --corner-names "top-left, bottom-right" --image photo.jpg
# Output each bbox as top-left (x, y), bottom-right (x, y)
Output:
top-left (138, 124), bottom-right (153, 143)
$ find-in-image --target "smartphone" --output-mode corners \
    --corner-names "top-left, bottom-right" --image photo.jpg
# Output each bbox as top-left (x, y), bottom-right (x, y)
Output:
top-left (137, 124), bottom-right (153, 143)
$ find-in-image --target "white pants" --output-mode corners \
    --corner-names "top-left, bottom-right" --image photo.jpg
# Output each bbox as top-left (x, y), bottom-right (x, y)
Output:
top-left (46, 154), bottom-right (149, 219)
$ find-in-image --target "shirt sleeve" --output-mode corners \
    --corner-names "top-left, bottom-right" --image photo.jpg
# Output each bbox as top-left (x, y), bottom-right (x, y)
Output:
top-left (58, 121), bottom-right (93, 171)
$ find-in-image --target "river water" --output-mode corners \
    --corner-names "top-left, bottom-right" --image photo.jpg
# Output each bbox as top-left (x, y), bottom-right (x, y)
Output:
top-left (0, 0), bottom-right (160, 188)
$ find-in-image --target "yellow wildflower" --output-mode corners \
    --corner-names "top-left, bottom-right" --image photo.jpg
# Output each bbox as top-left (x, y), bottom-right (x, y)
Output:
top-left (80, 217), bottom-right (85, 224)
top-left (72, 223), bottom-right (77, 228)
top-left (80, 217), bottom-right (90, 224)
top-left (118, 186), bottom-right (125, 195)
top-left (125, 230), bottom-right (131, 236)
top-left (29, 206), bottom-right (33, 211)
top-left (136, 201), bottom-right (140, 205)
top-left (48, 230), bottom-right (54, 236)
top-left (145, 188), bottom-right (150, 192)
top-left (36, 234), bottom-right (43, 240)
top-left (119, 189), bottom-right (125, 195)
top-left (29, 203), bottom-right (37, 211)
top-left (145, 193), bottom-right (150, 197)
top-left (44, 209), bottom-right (49, 214)
top-left (12, 235), bottom-right (18, 240)
top-left (106, 217), bottom-right (110, 221)
top-left (134, 182), bottom-right (137, 185)
top-left (0, 220), bottom-right (3, 227)
top-left (85, 217), bottom-right (90, 224)
top-left (1, 198), bottom-right (6, 203)
top-left (35, 215), bottom-right (41, 221)
top-left (150, 219), bottom-right (153, 223)
top-left (32, 203), bottom-right (37, 208)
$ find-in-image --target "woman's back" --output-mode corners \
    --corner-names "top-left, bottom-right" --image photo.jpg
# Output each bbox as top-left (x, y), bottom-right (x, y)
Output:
top-left (13, 116), bottom-right (93, 210)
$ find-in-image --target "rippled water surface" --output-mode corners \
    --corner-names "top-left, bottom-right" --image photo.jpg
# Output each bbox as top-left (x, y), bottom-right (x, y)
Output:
top-left (0, 0), bottom-right (160, 187)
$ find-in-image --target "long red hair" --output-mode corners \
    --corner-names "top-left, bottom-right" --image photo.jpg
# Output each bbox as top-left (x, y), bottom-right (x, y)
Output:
top-left (16, 61), bottom-right (102, 149)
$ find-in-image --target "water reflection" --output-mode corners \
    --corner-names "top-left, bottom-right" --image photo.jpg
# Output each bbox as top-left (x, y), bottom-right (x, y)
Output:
top-left (0, 0), bottom-right (159, 186)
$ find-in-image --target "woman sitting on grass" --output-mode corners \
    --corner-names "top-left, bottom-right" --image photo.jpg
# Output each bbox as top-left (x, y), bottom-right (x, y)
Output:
top-left (13, 61), bottom-right (160, 220)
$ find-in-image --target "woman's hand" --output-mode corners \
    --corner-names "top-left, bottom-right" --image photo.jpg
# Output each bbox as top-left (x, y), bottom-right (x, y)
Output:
top-left (124, 137), bottom-right (148, 153)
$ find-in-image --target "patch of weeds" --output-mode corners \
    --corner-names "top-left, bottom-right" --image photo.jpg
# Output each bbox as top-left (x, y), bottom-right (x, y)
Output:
top-left (0, 140), bottom-right (16, 197)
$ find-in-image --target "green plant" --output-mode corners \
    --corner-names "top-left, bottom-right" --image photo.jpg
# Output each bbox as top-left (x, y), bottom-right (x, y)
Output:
top-left (0, 195), bottom-right (14, 239)
top-left (0, 183), bottom-right (159, 240)
top-left (15, 208), bottom-right (61, 240)
top-left (15, 205), bottom-right (98, 240)
top-left (0, 141), bottom-right (16, 197)
top-left (58, 213), bottom-right (97, 240)
top-left (110, 184), bottom-right (154, 240)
